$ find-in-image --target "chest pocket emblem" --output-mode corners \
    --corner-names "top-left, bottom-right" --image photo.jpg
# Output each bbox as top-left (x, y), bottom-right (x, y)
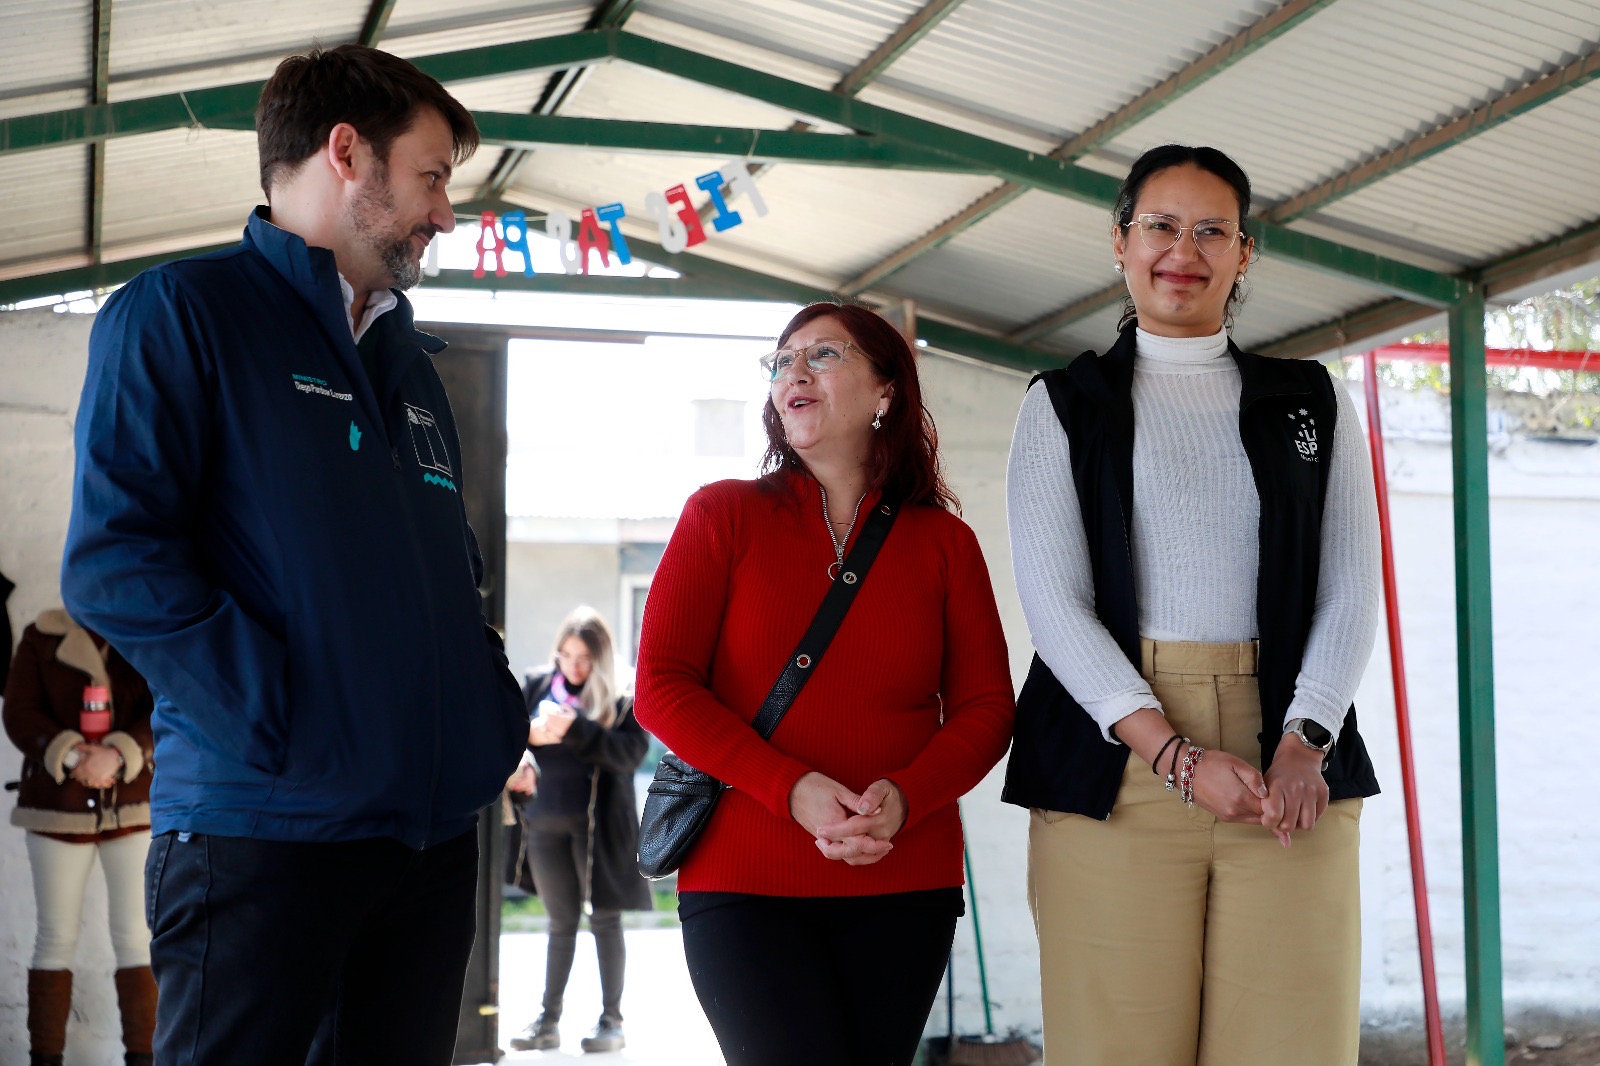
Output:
top-left (405, 404), bottom-right (454, 478)
top-left (1287, 408), bottom-right (1318, 462)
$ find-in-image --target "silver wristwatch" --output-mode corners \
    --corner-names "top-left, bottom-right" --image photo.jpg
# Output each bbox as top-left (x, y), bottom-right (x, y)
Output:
top-left (1285, 717), bottom-right (1334, 754)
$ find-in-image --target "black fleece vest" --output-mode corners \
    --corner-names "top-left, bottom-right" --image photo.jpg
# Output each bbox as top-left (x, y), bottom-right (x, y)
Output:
top-left (1001, 327), bottom-right (1380, 818)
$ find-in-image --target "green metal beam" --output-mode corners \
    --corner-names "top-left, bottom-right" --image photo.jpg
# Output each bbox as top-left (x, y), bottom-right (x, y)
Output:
top-left (836, 0), bottom-right (969, 96)
top-left (357, 0), bottom-right (399, 47)
top-left (459, 196), bottom-right (1058, 372)
top-left (1447, 285), bottom-right (1504, 1066)
top-left (840, 0), bottom-right (1337, 295)
top-left (717, 0), bottom-right (970, 219)
top-left (1480, 216), bottom-right (1600, 297)
top-left (1255, 296), bottom-right (1432, 360)
top-left (0, 243), bottom-right (235, 306)
top-left (479, 0), bottom-right (643, 203)
top-left (87, 0), bottom-right (113, 264)
top-left (1255, 214), bottom-right (1600, 360)
top-left (1268, 44), bottom-right (1600, 223)
top-left (424, 270), bottom-right (759, 301)
top-left (0, 32), bottom-right (614, 157)
top-left (1252, 220), bottom-right (1463, 305)
top-left (472, 111), bottom-right (982, 171)
top-left (1008, 280), bottom-right (1125, 343)
top-left (614, 31), bottom-right (1465, 305)
top-left (611, 32), bottom-right (1116, 201)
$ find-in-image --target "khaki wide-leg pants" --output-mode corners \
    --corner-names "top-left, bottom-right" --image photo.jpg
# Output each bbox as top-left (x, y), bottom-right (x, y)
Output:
top-left (1029, 639), bottom-right (1362, 1066)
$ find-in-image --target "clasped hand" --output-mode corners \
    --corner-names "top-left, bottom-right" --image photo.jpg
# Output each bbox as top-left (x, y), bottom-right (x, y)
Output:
top-left (68, 743), bottom-right (122, 790)
top-left (1189, 739), bottom-right (1328, 847)
top-left (788, 772), bottom-right (906, 867)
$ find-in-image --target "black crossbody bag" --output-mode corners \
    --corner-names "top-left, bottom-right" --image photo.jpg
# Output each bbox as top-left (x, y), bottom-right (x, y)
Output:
top-left (636, 495), bottom-right (901, 880)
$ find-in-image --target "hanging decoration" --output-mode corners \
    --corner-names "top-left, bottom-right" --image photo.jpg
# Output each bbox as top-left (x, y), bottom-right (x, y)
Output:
top-left (472, 160), bottom-right (769, 278)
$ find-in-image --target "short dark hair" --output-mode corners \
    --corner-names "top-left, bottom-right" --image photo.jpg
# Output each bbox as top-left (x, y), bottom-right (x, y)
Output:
top-left (1113, 144), bottom-right (1254, 330)
top-left (255, 44), bottom-right (479, 197)
top-left (760, 302), bottom-right (958, 512)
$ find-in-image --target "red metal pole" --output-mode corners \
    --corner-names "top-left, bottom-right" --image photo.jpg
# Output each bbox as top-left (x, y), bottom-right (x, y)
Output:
top-left (1363, 350), bottom-right (1447, 1066)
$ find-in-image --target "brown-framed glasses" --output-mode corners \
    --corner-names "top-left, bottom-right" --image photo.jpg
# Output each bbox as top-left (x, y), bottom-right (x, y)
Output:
top-left (1127, 213), bottom-right (1245, 257)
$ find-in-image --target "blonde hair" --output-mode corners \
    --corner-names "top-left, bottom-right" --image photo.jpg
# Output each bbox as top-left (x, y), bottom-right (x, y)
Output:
top-left (552, 606), bottom-right (618, 728)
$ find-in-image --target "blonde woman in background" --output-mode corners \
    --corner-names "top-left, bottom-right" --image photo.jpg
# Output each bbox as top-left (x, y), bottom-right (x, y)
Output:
top-left (505, 607), bottom-right (651, 1054)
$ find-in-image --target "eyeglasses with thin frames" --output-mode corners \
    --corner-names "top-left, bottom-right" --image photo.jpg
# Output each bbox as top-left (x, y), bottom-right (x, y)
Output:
top-left (759, 339), bottom-right (863, 381)
top-left (1126, 213), bottom-right (1246, 257)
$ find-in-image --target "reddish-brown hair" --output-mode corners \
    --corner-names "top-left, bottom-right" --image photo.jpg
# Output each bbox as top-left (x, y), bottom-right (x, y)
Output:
top-left (760, 302), bottom-right (958, 512)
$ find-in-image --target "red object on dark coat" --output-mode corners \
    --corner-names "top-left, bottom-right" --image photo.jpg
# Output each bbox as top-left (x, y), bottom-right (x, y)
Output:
top-left (3, 611), bottom-right (155, 842)
top-left (634, 473), bottom-right (1015, 897)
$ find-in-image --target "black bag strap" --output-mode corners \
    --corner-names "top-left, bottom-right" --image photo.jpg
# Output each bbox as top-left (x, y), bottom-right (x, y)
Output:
top-left (750, 494), bottom-right (901, 740)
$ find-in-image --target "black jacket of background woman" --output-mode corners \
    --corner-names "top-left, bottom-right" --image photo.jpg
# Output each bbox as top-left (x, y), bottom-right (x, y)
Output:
top-left (519, 669), bottom-right (652, 911)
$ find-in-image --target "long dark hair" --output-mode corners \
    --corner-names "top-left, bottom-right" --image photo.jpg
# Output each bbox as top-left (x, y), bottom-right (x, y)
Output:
top-left (1113, 144), bottom-right (1254, 331)
top-left (759, 302), bottom-right (958, 512)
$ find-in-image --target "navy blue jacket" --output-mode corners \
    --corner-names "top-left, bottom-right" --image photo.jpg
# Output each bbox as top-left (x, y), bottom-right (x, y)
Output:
top-left (63, 208), bottom-right (527, 848)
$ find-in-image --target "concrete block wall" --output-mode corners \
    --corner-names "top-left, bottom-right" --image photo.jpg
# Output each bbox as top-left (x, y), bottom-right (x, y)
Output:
top-left (0, 306), bottom-right (127, 1065)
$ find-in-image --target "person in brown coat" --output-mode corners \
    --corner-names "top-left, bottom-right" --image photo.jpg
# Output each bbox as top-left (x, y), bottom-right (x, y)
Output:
top-left (4, 609), bottom-right (157, 1066)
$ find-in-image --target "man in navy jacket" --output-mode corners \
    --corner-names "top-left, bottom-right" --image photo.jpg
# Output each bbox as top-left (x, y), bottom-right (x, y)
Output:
top-left (62, 45), bottom-right (527, 1065)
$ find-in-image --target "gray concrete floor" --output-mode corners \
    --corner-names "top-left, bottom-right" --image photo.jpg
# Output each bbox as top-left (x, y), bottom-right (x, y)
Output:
top-left (465, 929), bottom-right (725, 1065)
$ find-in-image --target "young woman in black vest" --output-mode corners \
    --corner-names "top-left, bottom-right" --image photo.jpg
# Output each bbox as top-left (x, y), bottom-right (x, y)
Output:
top-left (1003, 144), bottom-right (1381, 1064)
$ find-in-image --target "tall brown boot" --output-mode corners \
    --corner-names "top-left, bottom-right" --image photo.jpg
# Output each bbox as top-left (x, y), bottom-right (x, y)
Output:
top-left (114, 965), bottom-right (158, 1066)
top-left (26, 968), bottom-right (72, 1066)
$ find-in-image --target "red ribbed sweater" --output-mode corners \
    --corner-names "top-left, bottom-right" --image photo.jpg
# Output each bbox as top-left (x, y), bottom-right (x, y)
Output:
top-left (634, 472), bottom-right (1015, 897)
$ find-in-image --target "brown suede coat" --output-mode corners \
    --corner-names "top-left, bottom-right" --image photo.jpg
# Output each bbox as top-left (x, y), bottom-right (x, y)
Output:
top-left (4, 610), bottom-right (154, 839)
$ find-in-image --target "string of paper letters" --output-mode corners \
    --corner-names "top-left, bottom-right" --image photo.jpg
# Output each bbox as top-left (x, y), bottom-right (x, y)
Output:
top-left (471, 160), bottom-right (768, 277)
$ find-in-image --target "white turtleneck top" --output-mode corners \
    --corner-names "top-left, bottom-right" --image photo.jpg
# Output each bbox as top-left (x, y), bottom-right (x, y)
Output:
top-left (1006, 326), bottom-right (1380, 744)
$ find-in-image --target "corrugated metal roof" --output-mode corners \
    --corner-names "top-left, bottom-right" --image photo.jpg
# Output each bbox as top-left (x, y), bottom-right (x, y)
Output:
top-left (881, 192), bottom-right (1115, 330)
top-left (0, 147), bottom-right (89, 272)
top-left (1095, 0), bottom-right (1600, 208)
top-left (100, 128), bottom-right (260, 252)
top-left (859, 0), bottom-right (1278, 145)
top-left (2, 0), bottom-right (1599, 366)
top-left (0, 0), bottom-right (91, 118)
top-left (637, 0), bottom-right (927, 78)
top-left (110, 0), bottom-right (365, 101)
top-left (381, 4), bottom-right (592, 60)
top-left (1314, 78), bottom-right (1600, 266)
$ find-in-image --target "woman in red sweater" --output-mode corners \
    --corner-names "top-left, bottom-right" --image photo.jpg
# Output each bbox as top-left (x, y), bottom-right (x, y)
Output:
top-left (634, 302), bottom-right (1015, 1066)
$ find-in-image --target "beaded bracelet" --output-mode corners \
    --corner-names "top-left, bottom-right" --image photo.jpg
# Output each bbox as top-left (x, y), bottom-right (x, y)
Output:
top-left (1179, 745), bottom-right (1207, 807)
top-left (1152, 734), bottom-right (1184, 784)
top-left (1165, 736), bottom-right (1187, 792)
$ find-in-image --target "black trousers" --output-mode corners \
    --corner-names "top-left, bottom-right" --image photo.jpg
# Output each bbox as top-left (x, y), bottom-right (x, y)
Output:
top-left (679, 888), bottom-right (963, 1066)
top-left (144, 827), bottom-right (479, 1065)
top-left (525, 811), bottom-right (625, 1021)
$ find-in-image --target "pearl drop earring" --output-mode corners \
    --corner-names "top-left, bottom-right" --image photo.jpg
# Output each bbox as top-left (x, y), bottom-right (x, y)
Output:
top-left (1113, 261), bottom-right (1124, 273)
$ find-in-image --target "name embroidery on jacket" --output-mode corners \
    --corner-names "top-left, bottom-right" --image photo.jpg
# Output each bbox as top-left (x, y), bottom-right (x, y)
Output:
top-left (291, 373), bottom-right (353, 401)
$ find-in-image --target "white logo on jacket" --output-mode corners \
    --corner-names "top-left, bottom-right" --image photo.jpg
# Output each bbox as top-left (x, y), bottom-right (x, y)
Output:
top-left (1288, 408), bottom-right (1318, 462)
top-left (405, 404), bottom-right (453, 475)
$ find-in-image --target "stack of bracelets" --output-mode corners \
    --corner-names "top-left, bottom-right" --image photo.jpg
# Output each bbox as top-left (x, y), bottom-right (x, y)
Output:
top-left (1152, 734), bottom-right (1209, 807)
top-left (1178, 745), bottom-right (1207, 807)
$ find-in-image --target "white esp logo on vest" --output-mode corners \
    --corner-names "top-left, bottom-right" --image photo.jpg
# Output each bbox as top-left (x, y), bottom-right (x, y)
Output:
top-left (1290, 408), bottom-right (1318, 462)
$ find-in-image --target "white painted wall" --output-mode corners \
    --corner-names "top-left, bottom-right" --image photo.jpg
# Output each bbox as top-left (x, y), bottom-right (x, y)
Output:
top-left (3, 304), bottom-right (1596, 1059)
top-left (503, 540), bottom-right (622, 682)
top-left (0, 306), bottom-right (127, 1065)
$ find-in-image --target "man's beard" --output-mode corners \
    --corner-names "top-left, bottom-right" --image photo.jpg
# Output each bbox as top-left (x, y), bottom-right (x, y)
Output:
top-left (349, 163), bottom-right (433, 291)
